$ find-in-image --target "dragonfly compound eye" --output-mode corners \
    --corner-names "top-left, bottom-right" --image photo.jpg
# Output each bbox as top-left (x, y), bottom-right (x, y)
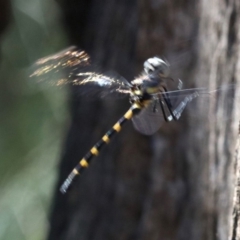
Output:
top-left (144, 57), bottom-right (170, 77)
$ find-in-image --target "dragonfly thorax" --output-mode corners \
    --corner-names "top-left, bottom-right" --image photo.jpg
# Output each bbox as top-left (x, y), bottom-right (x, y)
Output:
top-left (129, 85), bottom-right (153, 106)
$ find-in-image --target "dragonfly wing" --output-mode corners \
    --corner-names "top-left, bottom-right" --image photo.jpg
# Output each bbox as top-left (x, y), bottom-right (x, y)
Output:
top-left (132, 101), bottom-right (165, 135)
top-left (167, 83), bottom-right (237, 121)
top-left (132, 87), bottom-right (201, 135)
top-left (30, 46), bottom-right (90, 81)
top-left (150, 83), bottom-right (238, 123)
top-left (29, 46), bottom-right (132, 98)
top-left (70, 71), bottom-right (132, 98)
top-left (167, 91), bottom-right (200, 120)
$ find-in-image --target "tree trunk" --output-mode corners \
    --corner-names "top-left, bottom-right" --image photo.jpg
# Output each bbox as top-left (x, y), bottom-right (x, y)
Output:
top-left (137, 0), bottom-right (240, 240)
top-left (48, 0), bottom-right (240, 239)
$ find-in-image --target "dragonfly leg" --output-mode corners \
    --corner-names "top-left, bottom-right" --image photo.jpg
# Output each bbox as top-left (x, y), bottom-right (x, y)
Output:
top-left (162, 87), bottom-right (178, 121)
top-left (152, 100), bottom-right (158, 113)
top-left (158, 98), bottom-right (170, 122)
top-left (156, 89), bottom-right (174, 122)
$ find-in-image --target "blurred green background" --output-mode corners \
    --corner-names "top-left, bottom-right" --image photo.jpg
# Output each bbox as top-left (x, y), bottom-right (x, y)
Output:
top-left (0, 0), bottom-right (69, 239)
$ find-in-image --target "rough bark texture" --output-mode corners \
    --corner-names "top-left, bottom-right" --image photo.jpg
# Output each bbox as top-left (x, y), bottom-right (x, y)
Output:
top-left (189, 1), bottom-right (240, 239)
top-left (48, 0), bottom-right (240, 239)
top-left (232, 129), bottom-right (240, 240)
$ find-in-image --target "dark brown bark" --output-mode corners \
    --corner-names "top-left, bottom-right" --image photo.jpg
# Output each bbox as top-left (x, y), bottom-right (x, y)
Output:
top-left (48, 0), bottom-right (240, 239)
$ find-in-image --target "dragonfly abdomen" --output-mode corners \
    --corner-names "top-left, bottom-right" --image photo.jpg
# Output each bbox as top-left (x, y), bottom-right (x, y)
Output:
top-left (60, 103), bottom-right (142, 194)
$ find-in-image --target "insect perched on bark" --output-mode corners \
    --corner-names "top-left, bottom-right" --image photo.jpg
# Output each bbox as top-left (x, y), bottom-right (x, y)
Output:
top-left (30, 46), bottom-right (221, 194)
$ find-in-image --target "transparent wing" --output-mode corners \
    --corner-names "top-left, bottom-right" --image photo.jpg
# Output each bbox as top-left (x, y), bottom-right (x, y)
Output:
top-left (132, 82), bottom-right (237, 135)
top-left (131, 78), bottom-right (189, 135)
top-left (29, 46), bottom-right (132, 98)
top-left (164, 83), bottom-right (237, 121)
top-left (132, 101), bottom-right (165, 135)
top-left (30, 46), bottom-right (90, 82)
top-left (132, 91), bottom-right (199, 135)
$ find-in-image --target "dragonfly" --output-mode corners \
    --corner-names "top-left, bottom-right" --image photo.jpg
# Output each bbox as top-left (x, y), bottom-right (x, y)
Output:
top-left (29, 46), bottom-right (232, 194)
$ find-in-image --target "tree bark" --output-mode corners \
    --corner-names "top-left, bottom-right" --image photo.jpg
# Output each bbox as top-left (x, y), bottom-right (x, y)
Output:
top-left (48, 0), bottom-right (240, 240)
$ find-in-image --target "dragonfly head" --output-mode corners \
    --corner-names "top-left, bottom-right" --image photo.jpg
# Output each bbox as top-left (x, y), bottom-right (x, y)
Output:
top-left (144, 57), bottom-right (170, 78)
